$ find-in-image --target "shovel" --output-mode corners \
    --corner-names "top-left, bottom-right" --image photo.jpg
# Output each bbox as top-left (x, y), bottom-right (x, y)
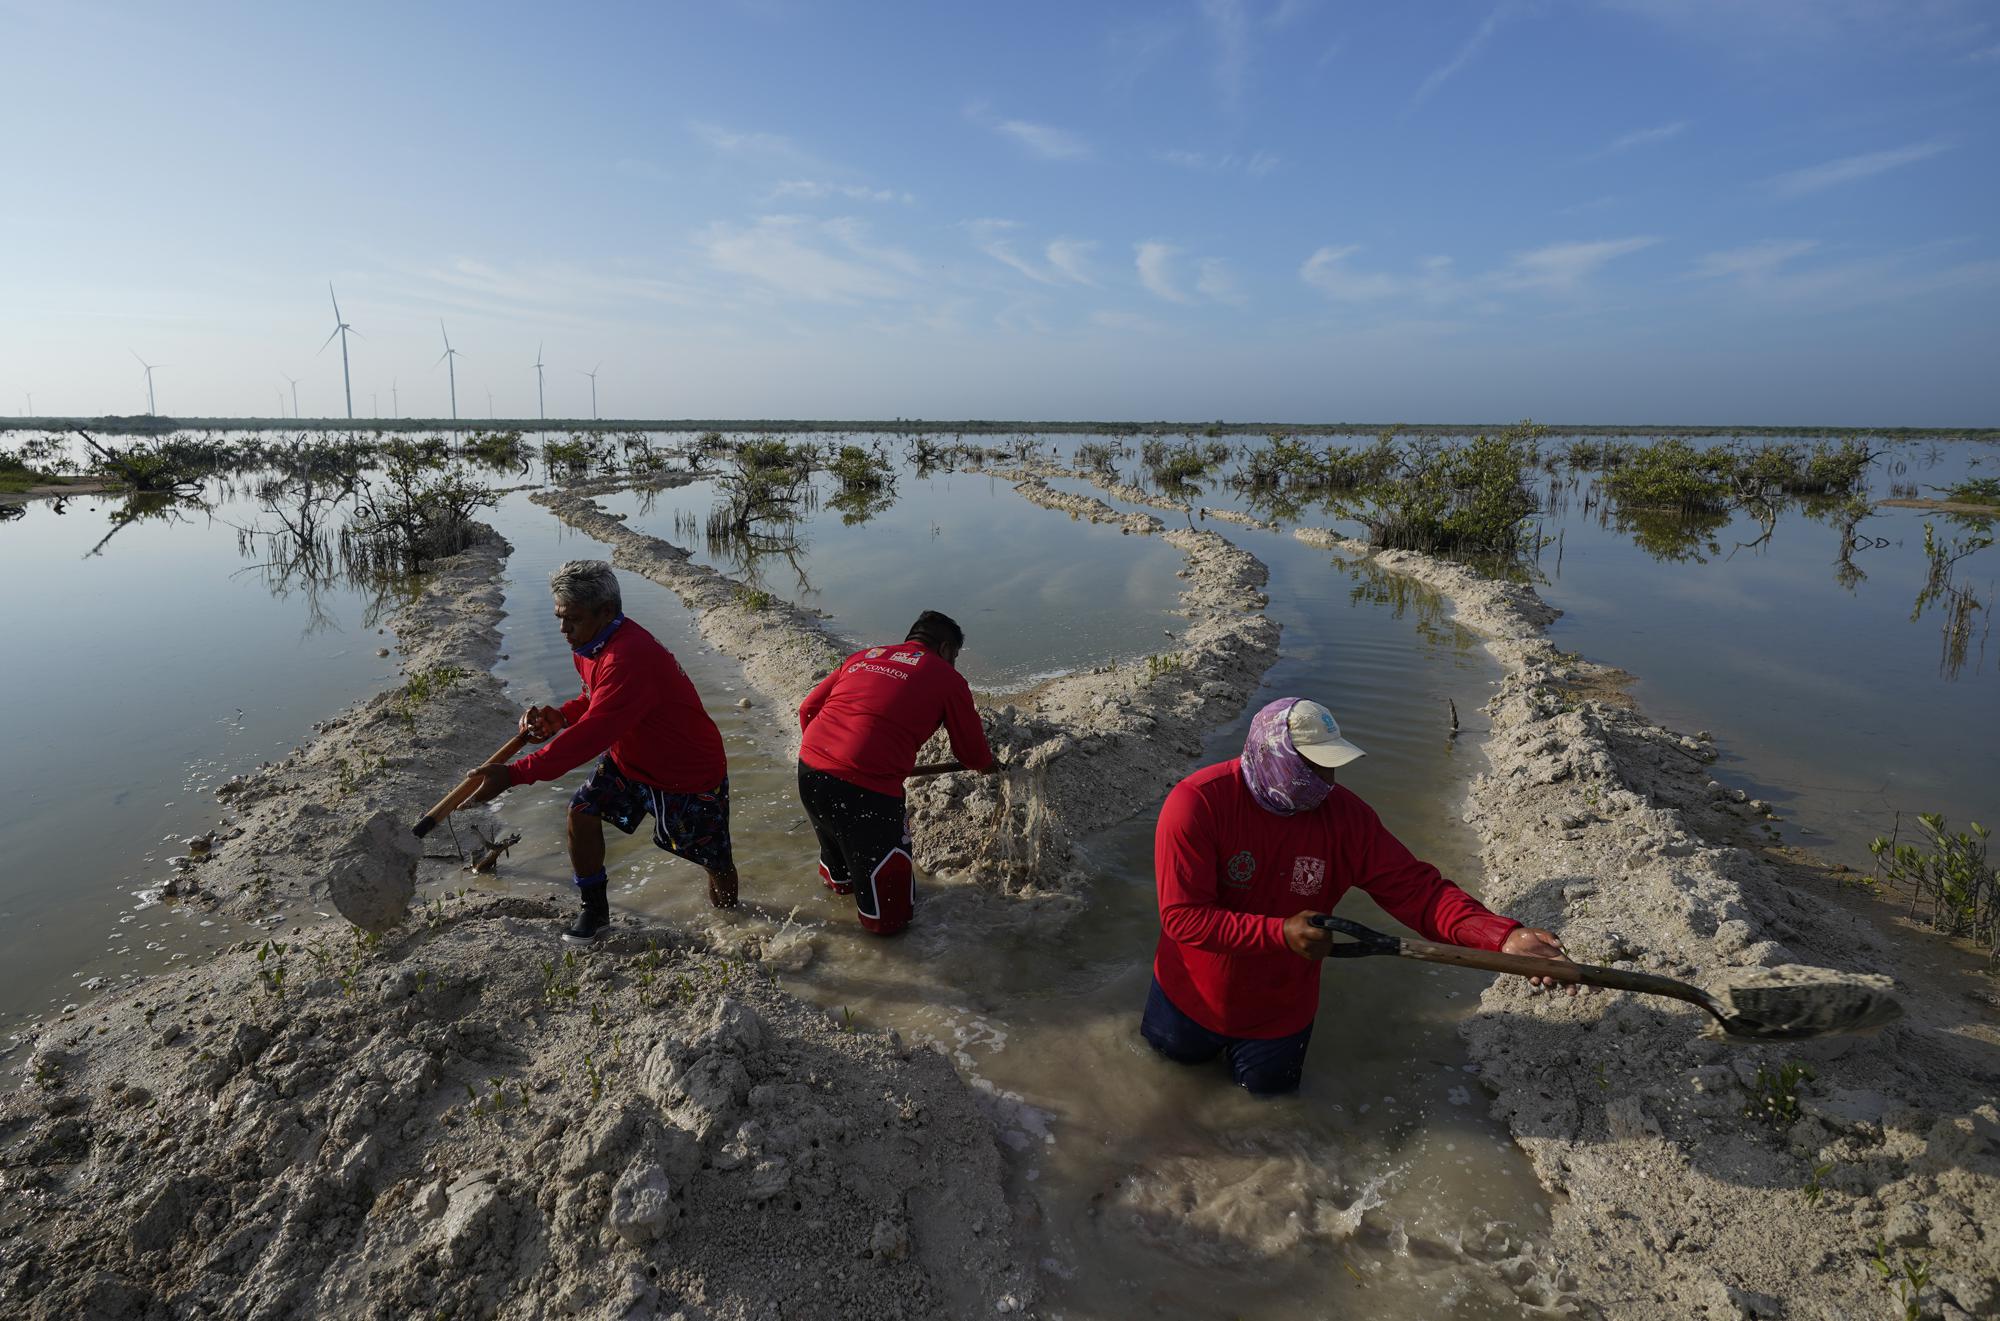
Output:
top-left (411, 731), bottom-right (530, 838)
top-left (1310, 913), bottom-right (1901, 1042)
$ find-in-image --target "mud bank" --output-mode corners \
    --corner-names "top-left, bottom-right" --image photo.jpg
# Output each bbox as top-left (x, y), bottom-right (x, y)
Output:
top-left (535, 481), bottom-right (1280, 900)
top-left (1291, 527), bottom-right (2000, 1318)
top-left (150, 528), bottom-right (521, 927)
top-left (1, 896), bottom-right (1032, 1319)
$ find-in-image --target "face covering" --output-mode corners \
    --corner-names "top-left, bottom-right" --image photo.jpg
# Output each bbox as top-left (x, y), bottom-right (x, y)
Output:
top-left (1239, 698), bottom-right (1332, 815)
top-left (574, 614), bottom-right (625, 658)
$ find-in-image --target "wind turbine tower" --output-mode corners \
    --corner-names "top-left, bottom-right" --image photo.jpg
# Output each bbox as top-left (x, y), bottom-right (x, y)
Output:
top-left (533, 342), bottom-right (546, 421)
top-left (581, 363), bottom-right (600, 421)
top-left (281, 372), bottom-right (301, 419)
top-left (320, 285), bottom-right (356, 419)
top-left (392, 378), bottom-right (399, 418)
top-left (437, 321), bottom-right (464, 421)
top-left (130, 351), bottom-right (162, 415)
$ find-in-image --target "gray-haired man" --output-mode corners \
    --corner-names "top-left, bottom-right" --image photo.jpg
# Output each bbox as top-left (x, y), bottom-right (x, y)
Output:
top-left (468, 560), bottom-right (737, 941)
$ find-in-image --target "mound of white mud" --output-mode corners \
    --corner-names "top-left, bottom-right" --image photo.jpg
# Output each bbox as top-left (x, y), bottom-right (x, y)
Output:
top-left (1291, 525), bottom-right (2000, 1317)
top-left (535, 482), bottom-right (1280, 903)
top-left (1, 895), bottom-right (1032, 1319)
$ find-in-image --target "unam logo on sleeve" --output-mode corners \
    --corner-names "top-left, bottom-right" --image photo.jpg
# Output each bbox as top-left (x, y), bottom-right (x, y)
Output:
top-left (1289, 856), bottom-right (1327, 896)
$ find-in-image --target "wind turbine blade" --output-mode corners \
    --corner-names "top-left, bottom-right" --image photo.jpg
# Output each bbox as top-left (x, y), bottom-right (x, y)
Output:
top-left (319, 326), bottom-right (341, 354)
top-left (435, 351), bottom-right (449, 367)
top-left (130, 348), bottom-right (147, 368)
top-left (329, 282), bottom-right (342, 321)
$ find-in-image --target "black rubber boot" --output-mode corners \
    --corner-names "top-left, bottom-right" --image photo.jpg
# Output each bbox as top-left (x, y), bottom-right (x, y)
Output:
top-left (563, 883), bottom-right (611, 944)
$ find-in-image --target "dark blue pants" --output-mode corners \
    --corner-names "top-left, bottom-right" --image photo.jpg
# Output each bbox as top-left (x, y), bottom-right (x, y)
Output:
top-left (1141, 978), bottom-right (1314, 1097)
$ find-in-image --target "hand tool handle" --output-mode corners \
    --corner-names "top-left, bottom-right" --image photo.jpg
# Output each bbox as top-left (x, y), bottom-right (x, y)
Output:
top-left (412, 731), bottom-right (530, 837)
top-left (1309, 914), bottom-right (1724, 1019)
top-left (908, 761), bottom-right (964, 778)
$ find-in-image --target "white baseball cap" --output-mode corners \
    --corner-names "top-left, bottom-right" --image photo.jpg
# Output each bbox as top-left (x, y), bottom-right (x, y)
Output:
top-left (1287, 699), bottom-right (1367, 768)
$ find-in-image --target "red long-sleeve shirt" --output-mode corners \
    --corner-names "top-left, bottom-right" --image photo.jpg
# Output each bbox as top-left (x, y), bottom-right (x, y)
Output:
top-left (797, 640), bottom-right (994, 797)
top-left (507, 620), bottom-right (726, 794)
top-left (1153, 759), bottom-right (1519, 1038)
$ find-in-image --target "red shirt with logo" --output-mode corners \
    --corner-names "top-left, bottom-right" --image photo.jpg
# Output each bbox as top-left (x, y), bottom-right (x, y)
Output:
top-left (797, 641), bottom-right (995, 797)
top-left (1153, 759), bottom-right (1520, 1038)
top-left (507, 619), bottom-right (726, 794)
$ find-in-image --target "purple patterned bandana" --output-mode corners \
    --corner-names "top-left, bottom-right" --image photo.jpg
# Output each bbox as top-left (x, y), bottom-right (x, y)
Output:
top-left (1240, 698), bottom-right (1332, 815)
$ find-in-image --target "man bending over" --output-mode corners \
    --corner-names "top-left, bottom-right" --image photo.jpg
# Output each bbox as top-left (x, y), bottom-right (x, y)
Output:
top-left (796, 610), bottom-right (994, 934)
top-left (469, 560), bottom-right (736, 943)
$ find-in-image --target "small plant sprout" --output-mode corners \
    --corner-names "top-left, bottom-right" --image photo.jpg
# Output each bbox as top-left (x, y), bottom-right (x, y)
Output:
top-left (1744, 1060), bottom-right (1814, 1129)
top-left (1869, 1236), bottom-right (1933, 1321)
top-left (1803, 1161), bottom-right (1834, 1206)
top-left (583, 1053), bottom-right (603, 1103)
top-left (255, 940), bottom-right (289, 1002)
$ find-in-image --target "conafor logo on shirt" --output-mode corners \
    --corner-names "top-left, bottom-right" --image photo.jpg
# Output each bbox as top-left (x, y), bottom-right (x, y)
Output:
top-left (1224, 850), bottom-right (1256, 888)
top-left (1290, 856), bottom-right (1326, 896)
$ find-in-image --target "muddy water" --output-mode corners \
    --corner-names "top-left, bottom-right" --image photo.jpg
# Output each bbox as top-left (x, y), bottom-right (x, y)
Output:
top-left (478, 486), bottom-right (1557, 1318)
top-left (0, 485), bottom-right (406, 1029)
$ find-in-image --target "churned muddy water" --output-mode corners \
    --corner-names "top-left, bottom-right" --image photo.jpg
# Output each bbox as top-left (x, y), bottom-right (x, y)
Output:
top-left (474, 481), bottom-right (1559, 1318)
top-left (0, 482), bottom-right (407, 1028)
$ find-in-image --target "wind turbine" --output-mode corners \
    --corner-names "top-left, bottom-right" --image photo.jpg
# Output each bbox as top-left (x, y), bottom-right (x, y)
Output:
top-left (275, 388), bottom-right (285, 417)
top-left (436, 320), bottom-right (464, 420)
top-left (532, 342), bottom-right (546, 420)
top-left (486, 388), bottom-right (494, 419)
top-left (320, 284), bottom-right (356, 419)
top-left (281, 372), bottom-right (300, 419)
top-left (130, 351), bottom-right (162, 415)
top-left (392, 378), bottom-right (399, 418)
top-left (580, 363), bottom-right (600, 421)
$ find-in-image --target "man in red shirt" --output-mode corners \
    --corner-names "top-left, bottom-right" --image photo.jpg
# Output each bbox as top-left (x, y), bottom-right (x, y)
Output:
top-left (1146, 696), bottom-right (1572, 1095)
top-left (795, 610), bottom-right (995, 934)
top-left (468, 560), bottom-right (734, 943)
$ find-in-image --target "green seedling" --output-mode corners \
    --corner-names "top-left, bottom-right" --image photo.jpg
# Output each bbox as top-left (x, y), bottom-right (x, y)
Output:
top-left (1869, 1236), bottom-right (1933, 1321)
top-left (1744, 1060), bottom-right (1814, 1129)
top-left (1803, 1161), bottom-right (1834, 1206)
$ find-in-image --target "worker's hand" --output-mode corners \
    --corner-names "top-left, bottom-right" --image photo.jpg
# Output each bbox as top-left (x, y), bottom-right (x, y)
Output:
top-left (1502, 926), bottom-right (1581, 996)
top-left (465, 764), bottom-right (511, 805)
top-left (1282, 911), bottom-right (1335, 961)
top-left (519, 705), bottom-right (565, 741)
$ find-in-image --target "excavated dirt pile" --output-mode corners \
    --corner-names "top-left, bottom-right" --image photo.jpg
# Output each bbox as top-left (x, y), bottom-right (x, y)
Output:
top-left (0, 896), bottom-right (1032, 1320)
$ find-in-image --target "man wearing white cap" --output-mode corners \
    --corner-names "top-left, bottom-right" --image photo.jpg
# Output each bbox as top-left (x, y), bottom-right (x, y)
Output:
top-left (1142, 696), bottom-right (1571, 1095)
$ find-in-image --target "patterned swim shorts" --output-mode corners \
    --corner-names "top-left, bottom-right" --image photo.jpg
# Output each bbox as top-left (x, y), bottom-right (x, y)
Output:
top-left (570, 757), bottom-right (735, 873)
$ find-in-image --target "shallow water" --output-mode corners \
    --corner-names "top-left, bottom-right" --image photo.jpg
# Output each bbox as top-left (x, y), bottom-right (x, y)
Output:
top-left (594, 466), bottom-right (1185, 690)
top-left (477, 484), bottom-right (1557, 1318)
top-left (0, 482), bottom-right (406, 1026)
top-left (1110, 434), bottom-right (2000, 868)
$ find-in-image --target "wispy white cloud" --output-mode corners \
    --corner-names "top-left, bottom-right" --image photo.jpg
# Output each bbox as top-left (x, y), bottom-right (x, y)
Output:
top-left (1968, 41), bottom-right (2000, 62)
top-left (1046, 239), bottom-right (1099, 286)
top-left (690, 121), bottom-right (795, 155)
top-left (1156, 147), bottom-right (1282, 176)
top-left (994, 118), bottom-right (1091, 160)
top-left (771, 179), bottom-right (913, 204)
top-left (1196, 258), bottom-right (1247, 305)
top-left (968, 221), bottom-right (1096, 286)
top-left (1496, 237), bottom-right (1660, 291)
top-left (1605, 120), bottom-right (1688, 153)
top-left (700, 216), bottom-right (919, 303)
top-left (1136, 242), bottom-right (1192, 303)
top-left (1299, 246), bottom-right (1409, 301)
top-left (1767, 141), bottom-right (1949, 198)
top-left (1201, 0), bottom-right (1252, 112)
top-left (1106, 19), bottom-right (1181, 93)
top-left (1414, 2), bottom-right (1517, 107)
top-left (1689, 239), bottom-right (1819, 283)
top-left (1302, 236), bottom-right (1656, 304)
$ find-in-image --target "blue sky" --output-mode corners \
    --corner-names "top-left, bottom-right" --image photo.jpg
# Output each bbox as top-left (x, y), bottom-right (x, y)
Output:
top-left (3, 0), bottom-right (1996, 424)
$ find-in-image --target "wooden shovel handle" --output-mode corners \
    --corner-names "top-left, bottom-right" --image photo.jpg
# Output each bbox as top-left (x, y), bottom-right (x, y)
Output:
top-left (1393, 935), bottom-right (1724, 1018)
top-left (411, 731), bottom-right (530, 837)
top-left (908, 761), bottom-right (964, 778)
